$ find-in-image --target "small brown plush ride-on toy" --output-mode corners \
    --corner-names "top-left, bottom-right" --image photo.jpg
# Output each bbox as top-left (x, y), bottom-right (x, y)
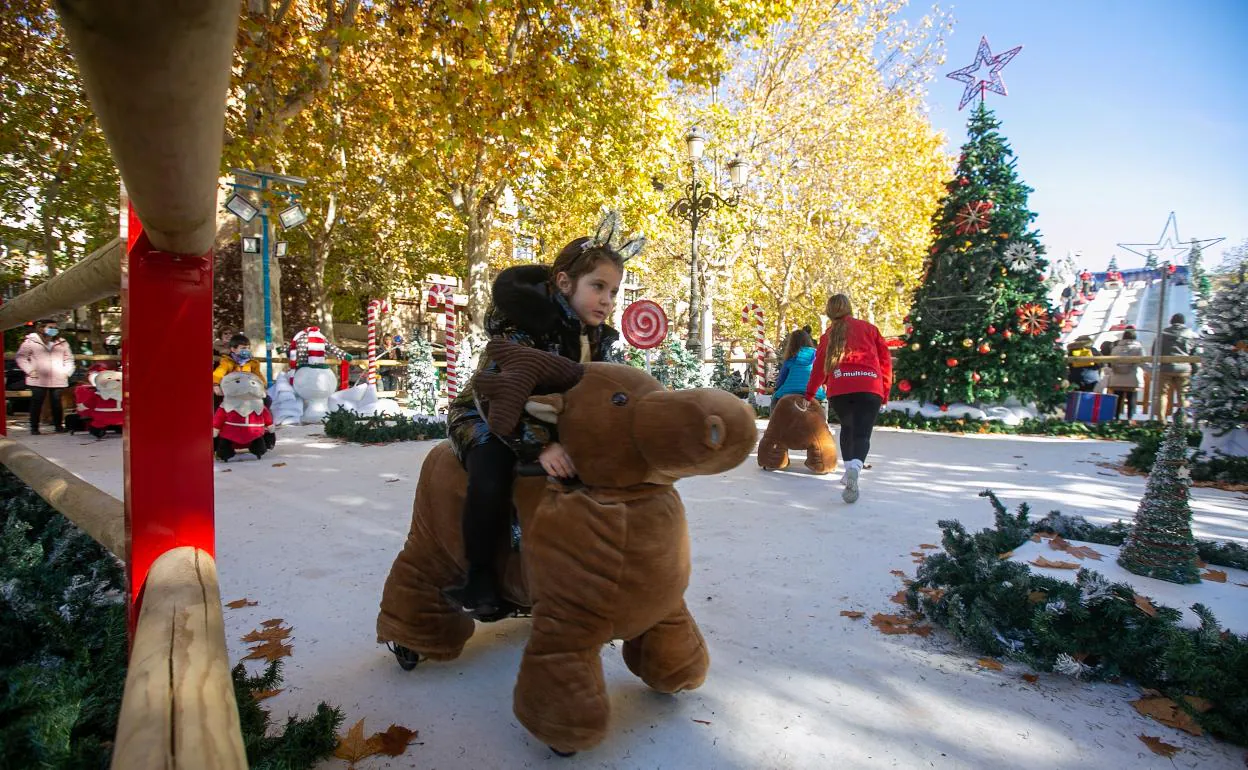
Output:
top-left (756, 393), bottom-right (838, 473)
top-left (376, 341), bottom-right (757, 756)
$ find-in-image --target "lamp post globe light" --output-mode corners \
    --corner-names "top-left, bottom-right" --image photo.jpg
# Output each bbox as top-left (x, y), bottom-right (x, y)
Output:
top-left (667, 128), bottom-right (750, 358)
top-left (224, 168), bottom-right (308, 382)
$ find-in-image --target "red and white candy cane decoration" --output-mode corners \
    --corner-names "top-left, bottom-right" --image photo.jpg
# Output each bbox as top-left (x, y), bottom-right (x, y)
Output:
top-left (366, 298), bottom-right (389, 385)
top-left (742, 302), bottom-right (765, 395)
top-left (444, 289), bottom-right (458, 399)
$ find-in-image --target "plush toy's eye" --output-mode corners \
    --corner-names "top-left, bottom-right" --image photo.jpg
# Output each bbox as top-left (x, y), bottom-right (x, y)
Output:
top-left (611, 392), bottom-right (629, 406)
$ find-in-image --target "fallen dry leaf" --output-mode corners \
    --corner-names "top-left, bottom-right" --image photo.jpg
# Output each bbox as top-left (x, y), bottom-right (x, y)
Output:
top-left (252, 688), bottom-right (282, 701)
top-left (919, 543), bottom-right (939, 550)
top-left (219, 468), bottom-right (232, 473)
top-left (691, 719), bottom-right (712, 726)
top-left (242, 639), bottom-right (293, 664)
top-left (1064, 544), bottom-right (1103, 560)
top-left (840, 610), bottom-right (865, 619)
top-left (889, 569), bottom-right (907, 578)
top-left (272, 462), bottom-right (287, 467)
top-left (1131, 696), bottom-right (1203, 736)
top-left (225, 598), bottom-right (258, 609)
top-left (916, 586), bottom-right (945, 602)
top-left (997, 550), bottom-right (1014, 560)
top-left (260, 618), bottom-right (285, 628)
top-left (890, 589), bottom-right (908, 605)
top-left (977, 658), bottom-right (1004, 671)
top-left (1029, 534), bottom-right (1043, 543)
top-left (1182, 695), bottom-right (1213, 713)
top-left (335, 719), bottom-right (384, 765)
top-left (1022, 674), bottom-right (1039, 684)
top-left (1202, 569), bottom-right (1227, 583)
top-left (1030, 556), bottom-right (1081, 570)
top-left (1139, 735), bottom-right (1181, 757)
top-left (910, 551), bottom-right (926, 558)
top-left (1196, 558), bottom-right (1207, 568)
top-left (375, 724), bottom-right (419, 756)
top-left (870, 613), bottom-right (933, 637)
top-left (1049, 535), bottom-right (1071, 551)
top-left (1027, 590), bottom-right (1048, 604)
top-left (1134, 594), bottom-right (1158, 617)
top-left (242, 625), bottom-right (291, 643)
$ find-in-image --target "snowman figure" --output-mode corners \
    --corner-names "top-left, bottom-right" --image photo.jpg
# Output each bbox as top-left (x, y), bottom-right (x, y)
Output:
top-left (287, 326), bottom-right (352, 424)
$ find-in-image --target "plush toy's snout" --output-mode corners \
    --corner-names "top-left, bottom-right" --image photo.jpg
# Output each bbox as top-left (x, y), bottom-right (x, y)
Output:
top-left (635, 388), bottom-right (756, 478)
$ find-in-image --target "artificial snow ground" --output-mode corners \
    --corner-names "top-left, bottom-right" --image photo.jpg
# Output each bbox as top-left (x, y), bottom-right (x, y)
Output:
top-left (14, 421), bottom-right (1248, 769)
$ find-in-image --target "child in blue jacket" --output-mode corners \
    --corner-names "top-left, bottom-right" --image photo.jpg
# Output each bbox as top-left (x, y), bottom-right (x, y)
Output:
top-left (773, 327), bottom-right (825, 401)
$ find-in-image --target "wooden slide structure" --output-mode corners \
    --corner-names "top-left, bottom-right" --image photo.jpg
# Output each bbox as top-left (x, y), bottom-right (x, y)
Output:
top-left (0, 1), bottom-right (247, 766)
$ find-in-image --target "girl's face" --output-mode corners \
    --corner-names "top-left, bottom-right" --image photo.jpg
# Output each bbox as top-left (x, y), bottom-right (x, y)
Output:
top-left (556, 261), bottom-right (623, 327)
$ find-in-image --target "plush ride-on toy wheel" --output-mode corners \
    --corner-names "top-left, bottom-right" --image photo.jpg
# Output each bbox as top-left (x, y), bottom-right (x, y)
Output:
top-left (549, 747), bottom-right (576, 758)
top-left (387, 642), bottom-right (421, 671)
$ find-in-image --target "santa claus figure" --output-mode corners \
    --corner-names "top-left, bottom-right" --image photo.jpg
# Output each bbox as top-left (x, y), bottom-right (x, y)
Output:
top-left (85, 370), bottom-right (124, 438)
top-left (65, 363), bottom-right (113, 434)
top-left (213, 370), bottom-right (276, 461)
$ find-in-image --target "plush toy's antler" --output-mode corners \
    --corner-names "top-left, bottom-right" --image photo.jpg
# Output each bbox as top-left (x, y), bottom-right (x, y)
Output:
top-left (474, 340), bottom-right (585, 435)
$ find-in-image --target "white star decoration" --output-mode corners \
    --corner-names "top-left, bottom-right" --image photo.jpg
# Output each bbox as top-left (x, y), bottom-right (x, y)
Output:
top-left (946, 36), bottom-right (1023, 111)
top-left (1177, 466), bottom-right (1192, 482)
top-left (1003, 242), bottom-right (1038, 272)
top-left (1116, 211), bottom-right (1224, 265)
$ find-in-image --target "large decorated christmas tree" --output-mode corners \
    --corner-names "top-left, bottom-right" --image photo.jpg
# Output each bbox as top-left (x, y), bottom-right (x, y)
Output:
top-left (893, 103), bottom-right (1065, 408)
top-left (1190, 266), bottom-right (1248, 446)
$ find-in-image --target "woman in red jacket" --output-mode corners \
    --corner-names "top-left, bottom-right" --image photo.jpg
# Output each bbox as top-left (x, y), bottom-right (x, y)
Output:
top-left (805, 294), bottom-right (892, 503)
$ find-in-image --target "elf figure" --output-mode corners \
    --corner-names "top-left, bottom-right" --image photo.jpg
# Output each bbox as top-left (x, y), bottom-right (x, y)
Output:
top-left (85, 370), bottom-right (124, 439)
top-left (213, 370), bottom-right (276, 461)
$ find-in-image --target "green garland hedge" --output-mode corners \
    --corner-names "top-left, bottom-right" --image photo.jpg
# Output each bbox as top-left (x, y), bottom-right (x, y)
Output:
top-left (0, 468), bottom-right (341, 769)
top-left (906, 490), bottom-right (1248, 745)
top-left (874, 410), bottom-right (1166, 441)
top-left (322, 407), bottom-right (449, 443)
top-left (1124, 429), bottom-right (1248, 483)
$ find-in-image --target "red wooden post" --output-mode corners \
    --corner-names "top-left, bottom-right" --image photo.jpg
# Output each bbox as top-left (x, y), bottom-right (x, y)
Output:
top-left (122, 202), bottom-right (215, 635)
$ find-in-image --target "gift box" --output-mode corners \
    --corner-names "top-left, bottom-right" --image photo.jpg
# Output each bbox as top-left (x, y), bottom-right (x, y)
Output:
top-left (1065, 391), bottom-right (1117, 424)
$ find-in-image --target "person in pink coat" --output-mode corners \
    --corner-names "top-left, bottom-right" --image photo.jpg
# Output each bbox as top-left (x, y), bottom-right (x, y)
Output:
top-left (15, 319), bottom-right (75, 434)
top-left (805, 294), bottom-right (892, 505)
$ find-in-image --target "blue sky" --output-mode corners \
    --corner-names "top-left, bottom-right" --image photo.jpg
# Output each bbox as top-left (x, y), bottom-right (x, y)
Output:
top-left (908, 0), bottom-right (1247, 271)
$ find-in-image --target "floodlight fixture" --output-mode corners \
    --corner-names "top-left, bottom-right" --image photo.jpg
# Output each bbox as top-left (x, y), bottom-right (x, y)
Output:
top-left (241, 237), bottom-right (261, 254)
top-left (225, 193), bottom-right (259, 222)
top-left (275, 241), bottom-right (288, 257)
top-left (278, 204), bottom-right (307, 229)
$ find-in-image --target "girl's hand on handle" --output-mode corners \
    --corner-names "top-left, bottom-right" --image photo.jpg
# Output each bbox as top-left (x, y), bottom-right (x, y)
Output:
top-left (539, 441), bottom-right (576, 478)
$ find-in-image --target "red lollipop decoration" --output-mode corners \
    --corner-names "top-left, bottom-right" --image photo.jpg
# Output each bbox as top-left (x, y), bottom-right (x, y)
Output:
top-left (621, 300), bottom-right (668, 350)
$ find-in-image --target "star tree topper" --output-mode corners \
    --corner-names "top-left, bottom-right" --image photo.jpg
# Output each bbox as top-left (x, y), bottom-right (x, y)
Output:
top-left (1116, 211), bottom-right (1225, 265)
top-left (947, 36), bottom-right (1023, 111)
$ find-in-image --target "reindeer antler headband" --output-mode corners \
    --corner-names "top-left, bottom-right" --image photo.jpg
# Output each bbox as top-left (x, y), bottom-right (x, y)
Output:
top-left (583, 208), bottom-right (646, 261)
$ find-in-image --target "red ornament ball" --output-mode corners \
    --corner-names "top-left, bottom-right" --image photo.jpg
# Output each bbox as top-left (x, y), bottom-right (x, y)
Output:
top-left (940, 404), bottom-right (950, 412)
top-left (978, 342), bottom-right (991, 354)
top-left (946, 357), bottom-right (959, 368)
top-left (972, 372), bottom-right (982, 383)
top-left (987, 325), bottom-right (997, 334)
top-left (898, 380), bottom-right (912, 393)
top-left (1003, 329), bottom-right (1013, 340)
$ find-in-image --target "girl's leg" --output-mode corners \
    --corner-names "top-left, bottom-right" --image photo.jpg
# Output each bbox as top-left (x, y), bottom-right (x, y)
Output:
top-left (447, 436), bottom-right (516, 613)
top-left (1111, 390), bottom-right (1125, 420)
top-left (850, 393), bottom-right (882, 463)
top-left (49, 387), bottom-right (63, 430)
top-left (1127, 390), bottom-right (1137, 419)
top-left (829, 395), bottom-right (857, 462)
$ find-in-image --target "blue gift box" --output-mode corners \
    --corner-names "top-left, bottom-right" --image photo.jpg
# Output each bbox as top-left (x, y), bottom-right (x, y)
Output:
top-left (1065, 391), bottom-right (1117, 423)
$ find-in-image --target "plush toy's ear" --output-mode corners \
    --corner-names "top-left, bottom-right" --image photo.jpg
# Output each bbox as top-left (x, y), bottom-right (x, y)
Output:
top-left (524, 394), bottom-right (564, 424)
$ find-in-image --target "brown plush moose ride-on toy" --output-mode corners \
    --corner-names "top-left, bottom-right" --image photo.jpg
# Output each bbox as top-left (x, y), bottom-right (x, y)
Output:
top-left (756, 393), bottom-right (838, 473)
top-left (376, 341), bottom-right (757, 756)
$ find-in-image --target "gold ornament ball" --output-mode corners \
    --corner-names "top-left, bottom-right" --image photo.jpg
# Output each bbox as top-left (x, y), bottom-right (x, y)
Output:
top-left (962, 338), bottom-right (973, 348)
top-left (911, 343), bottom-right (921, 351)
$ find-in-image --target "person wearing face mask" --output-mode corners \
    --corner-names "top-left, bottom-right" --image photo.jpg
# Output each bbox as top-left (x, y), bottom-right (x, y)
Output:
top-left (16, 318), bottom-right (75, 434)
top-left (213, 333), bottom-right (265, 406)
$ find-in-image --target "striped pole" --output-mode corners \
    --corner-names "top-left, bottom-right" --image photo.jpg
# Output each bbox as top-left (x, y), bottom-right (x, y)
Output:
top-left (742, 303), bottom-right (765, 395)
top-left (444, 289), bottom-right (458, 399)
top-left (366, 298), bottom-right (388, 385)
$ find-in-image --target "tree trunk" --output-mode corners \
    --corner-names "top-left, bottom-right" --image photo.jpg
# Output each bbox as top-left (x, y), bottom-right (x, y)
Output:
top-left (241, 217), bottom-right (284, 361)
top-left (308, 236), bottom-right (334, 339)
top-left (464, 200), bottom-right (495, 341)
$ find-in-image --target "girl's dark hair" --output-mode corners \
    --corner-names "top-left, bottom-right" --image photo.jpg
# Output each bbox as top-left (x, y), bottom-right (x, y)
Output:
top-left (1122, 329), bottom-right (1136, 341)
top-left (550, 237), bottom-right (626, 290)
top-left (782, 328), bottom-right (816, 361)
top-left (228, 333), bottom-right (250, 348)
top-left (1099, 340), bottom-right (1114, 356)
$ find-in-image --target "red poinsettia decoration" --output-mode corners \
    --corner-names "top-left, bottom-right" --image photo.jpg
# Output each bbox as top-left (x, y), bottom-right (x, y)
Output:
top-left (1014, 302), bottom-right (1050, 336)
top-left (953, 201), bottom-right (993, 235)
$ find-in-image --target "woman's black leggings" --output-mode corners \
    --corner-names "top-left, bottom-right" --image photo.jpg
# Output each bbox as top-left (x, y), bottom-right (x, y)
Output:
top-left (461, 436), bottom-right (517, 570)
top-left (829, 392), bottom-right (883, 463)
top-left (1110, 388), bottom-right (1138, 420)
top-left (29, 386), bottom-right (63, 430)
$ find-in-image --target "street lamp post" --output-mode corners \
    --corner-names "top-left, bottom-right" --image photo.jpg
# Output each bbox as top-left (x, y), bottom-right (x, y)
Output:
top-left (224, 168), bottom-right (307, 382)
top-left (668, 127), bottom-right (749, 358)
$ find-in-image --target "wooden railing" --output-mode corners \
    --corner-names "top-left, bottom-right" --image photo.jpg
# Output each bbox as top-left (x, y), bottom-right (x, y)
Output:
top-left (0, 438), bottom-right (246, 767)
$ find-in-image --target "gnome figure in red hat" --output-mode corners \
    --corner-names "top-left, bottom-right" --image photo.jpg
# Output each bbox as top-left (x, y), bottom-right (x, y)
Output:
top-left (85, 369), bottom-right (124, 438)
top-left (213, 370), bottom-right (276, 461)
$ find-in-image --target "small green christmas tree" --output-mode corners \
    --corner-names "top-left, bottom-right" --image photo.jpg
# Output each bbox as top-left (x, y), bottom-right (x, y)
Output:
top-left (1187, 241), bottom-right (1213, 312)
top-left (652, 336), bottom-right (705, 390)
top-left (405, 333), bottom-right (439, 414)
top-left (1191, 267), bottom-right (1248, 439)
top-left (1116, 418), bottom-right (1202, 584)
top-left (1145, 251), bottom-right (1159, 271)
top-left (1107, 255), bottom-right (1119, 273)
top-left (710, 343), bottom-right (734, 390)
